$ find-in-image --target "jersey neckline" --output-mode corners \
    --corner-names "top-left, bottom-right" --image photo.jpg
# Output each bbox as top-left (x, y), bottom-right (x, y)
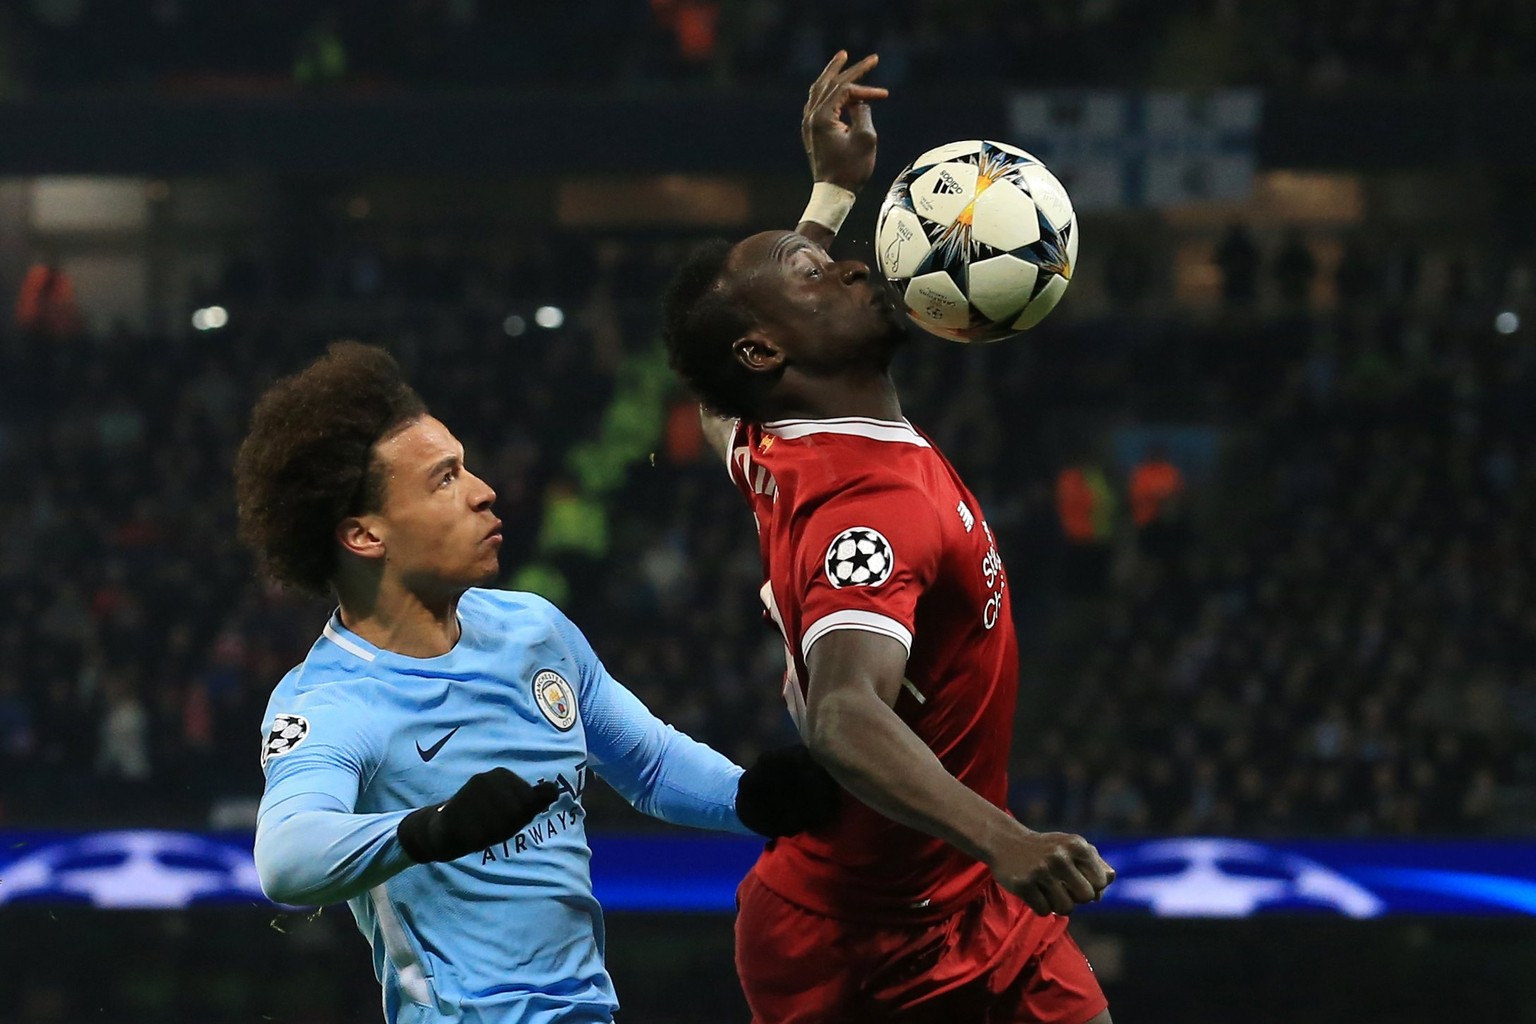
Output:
top-left (322, 609), bottom-right (467, 664)
top-left (760, 416), bottom-right (930, 447)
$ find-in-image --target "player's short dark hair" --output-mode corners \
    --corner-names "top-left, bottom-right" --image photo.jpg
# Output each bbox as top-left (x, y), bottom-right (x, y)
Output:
top-left (235, 341), bottom-right (426, 595)
top-left (661, 239), bottom-right (775, 421)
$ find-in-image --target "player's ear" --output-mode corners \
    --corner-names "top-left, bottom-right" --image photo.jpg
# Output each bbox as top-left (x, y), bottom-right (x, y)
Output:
top-left (337, 516), bottom-right (387, 561)
top-left (732, 330), bottom-right (785, 374)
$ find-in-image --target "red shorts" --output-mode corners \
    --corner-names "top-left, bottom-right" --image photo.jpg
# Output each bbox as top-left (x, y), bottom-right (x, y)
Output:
top-left (734, 870), bottom-right (1107, 1024)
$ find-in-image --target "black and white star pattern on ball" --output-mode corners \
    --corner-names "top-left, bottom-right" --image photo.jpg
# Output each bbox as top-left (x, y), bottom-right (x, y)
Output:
top-left (824, 527), bottom-right (895, 588)
top-left (261, 713), bottom-right (310, 768)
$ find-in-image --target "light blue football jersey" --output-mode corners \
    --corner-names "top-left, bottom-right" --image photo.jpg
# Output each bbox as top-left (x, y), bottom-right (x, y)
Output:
top-left (254, 588), bottom-right (751, 1024)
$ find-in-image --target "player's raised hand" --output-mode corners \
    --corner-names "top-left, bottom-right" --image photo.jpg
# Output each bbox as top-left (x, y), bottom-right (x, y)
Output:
top-left (802, 50), bottom-right (889, 194)
top-left (988, 830), bottom-right (1116, 917)
top-left (398, 767), bottom-right (560, 863)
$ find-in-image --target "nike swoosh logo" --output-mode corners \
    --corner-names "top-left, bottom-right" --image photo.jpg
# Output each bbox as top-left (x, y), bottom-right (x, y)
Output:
top-left (416, 726), bottom-right (462, 762)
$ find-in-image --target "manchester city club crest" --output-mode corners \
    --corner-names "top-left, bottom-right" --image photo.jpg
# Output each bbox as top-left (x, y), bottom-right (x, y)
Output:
top-left (533, 670), bottom-right (577, 731)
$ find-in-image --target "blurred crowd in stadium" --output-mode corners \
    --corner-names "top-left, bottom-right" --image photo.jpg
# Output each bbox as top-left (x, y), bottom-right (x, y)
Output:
top-left (2, 217), bottom-right (1532, 838)
top-left (3, 0), bottom-right (1530, 93)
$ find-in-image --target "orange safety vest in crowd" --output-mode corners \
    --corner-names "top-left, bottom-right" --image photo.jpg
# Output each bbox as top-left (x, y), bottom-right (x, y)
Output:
top-left (1056, 467), bottom-right (1098, 543)
top-left (15, 264), bottom-right (81, 337)
top-left (1130, 458), bottom-right (1184, 527)
top-left (650, 0), bottom-right (719, 61)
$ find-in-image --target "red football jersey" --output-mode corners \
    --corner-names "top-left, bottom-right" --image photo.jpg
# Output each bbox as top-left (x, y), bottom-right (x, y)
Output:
top-left (727, 415), bottom-right (1020, 922)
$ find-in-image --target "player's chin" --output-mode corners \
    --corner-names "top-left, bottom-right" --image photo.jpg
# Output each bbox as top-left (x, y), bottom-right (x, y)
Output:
top-left (466, 554), bottom-right (501, 587)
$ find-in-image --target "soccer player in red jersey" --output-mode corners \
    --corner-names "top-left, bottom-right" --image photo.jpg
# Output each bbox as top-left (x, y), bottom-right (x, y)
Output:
top-left (661, 53), bottom-right (1117, 1023)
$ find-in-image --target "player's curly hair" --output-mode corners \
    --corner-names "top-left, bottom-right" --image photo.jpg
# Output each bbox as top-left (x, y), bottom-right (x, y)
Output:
top-left (235, 341), bottom-right (426, 595)
top-left (661, 239), bottom-right (777, 422)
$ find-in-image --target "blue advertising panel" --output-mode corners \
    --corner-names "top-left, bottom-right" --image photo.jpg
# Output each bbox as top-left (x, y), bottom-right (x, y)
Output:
top-left (2, 831), bottom-right (1534, 917)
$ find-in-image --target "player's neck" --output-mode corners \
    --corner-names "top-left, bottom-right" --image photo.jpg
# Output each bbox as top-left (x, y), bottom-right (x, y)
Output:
top-left (773, 372), bottom-right (903, 423)
top-left (337, 577), bottom-right (463, 659)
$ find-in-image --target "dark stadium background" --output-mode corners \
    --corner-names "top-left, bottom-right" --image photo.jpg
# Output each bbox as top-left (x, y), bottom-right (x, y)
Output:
top-left (2, 2), bottom-right (1535, 1022)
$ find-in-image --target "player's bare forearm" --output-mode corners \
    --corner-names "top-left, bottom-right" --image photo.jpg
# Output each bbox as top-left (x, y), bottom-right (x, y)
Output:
top-left (803, 629), bottom-right (1115, 915)
top-left (802, 630), bottom-right (1024, 866)
top-left (805, 680), bottom-right (1028, 866)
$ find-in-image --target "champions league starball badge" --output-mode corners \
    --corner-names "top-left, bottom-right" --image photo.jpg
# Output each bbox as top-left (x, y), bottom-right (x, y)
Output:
top-left (825, 527), bottom-right (895, 588)
top-left (261, 713), bottom-right (310, 767)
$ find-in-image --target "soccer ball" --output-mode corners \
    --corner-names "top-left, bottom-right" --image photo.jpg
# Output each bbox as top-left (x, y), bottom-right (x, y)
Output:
top-left (876, 140), bottom-right (1077, 343)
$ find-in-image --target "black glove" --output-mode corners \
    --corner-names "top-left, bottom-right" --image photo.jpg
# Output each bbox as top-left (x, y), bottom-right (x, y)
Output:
top-left (397, 768), bottom-right (560, 863)
top-left (735, 744), bottom-right (842, 838)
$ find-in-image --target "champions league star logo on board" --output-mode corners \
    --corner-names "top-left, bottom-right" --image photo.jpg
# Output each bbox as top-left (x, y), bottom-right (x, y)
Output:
top-left (824, 527), bottom-right (895, 588)
top-left (0, 831), bottom-right (267, 908)
top-left (1099, 838), bottom-right (1385, 918)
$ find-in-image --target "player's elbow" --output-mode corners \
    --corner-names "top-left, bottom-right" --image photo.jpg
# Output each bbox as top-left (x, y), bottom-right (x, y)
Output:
top-left (254, 844), bottom-right (310, 906)
top-left (254, 850), bottom-right (304, 905)
top-left (258, 876), bottom-right (310, 907)
top-left (254, 821), bottom-right (328, 906)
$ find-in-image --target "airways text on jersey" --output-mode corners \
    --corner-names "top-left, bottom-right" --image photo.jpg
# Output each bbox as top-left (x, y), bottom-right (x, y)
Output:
top-left (479, 759), bottom-right (589, 864)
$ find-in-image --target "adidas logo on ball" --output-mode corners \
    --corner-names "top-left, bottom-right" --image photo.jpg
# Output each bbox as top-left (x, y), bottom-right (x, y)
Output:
top-left (933, 170), bottom-right (965, 195)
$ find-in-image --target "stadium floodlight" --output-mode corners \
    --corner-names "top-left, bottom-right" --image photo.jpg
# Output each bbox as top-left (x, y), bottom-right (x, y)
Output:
top-left (1494, 311), bottom-right (1520, 335)
top-left (534, 306), bottom-right (564, 329)
top-left (503, 315), bottom-right (527, 337)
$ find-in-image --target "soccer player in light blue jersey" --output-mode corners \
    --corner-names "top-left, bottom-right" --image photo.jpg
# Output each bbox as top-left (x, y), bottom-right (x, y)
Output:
top-left (233, 342), bottom-right (839, 1024)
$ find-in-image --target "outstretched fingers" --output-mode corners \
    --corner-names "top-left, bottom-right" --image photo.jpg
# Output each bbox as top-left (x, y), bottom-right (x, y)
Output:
top-left (813, 49), bottom-right (849, 90)
top-left (837, 52), bottom-right (881, 87)
top-left (806, 50), bottom-right (850, 110)
top-left (806, 52), bottom-right (887, 124)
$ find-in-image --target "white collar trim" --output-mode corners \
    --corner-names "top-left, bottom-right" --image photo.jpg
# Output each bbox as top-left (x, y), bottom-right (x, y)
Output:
top-left (762, 416), bottom-right (930, 447)
top-left (323, 619), bottom-right (378, 662)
